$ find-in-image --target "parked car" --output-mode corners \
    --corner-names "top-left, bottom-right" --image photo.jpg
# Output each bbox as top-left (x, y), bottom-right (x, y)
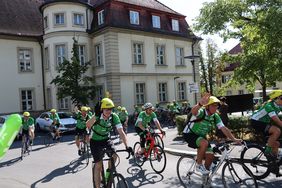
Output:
top-left (35, 112), bottom-right (76, 132)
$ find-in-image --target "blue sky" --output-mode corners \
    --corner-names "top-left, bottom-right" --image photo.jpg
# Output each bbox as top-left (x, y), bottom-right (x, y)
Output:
top-left (158, 0), bottom-right (239, 52)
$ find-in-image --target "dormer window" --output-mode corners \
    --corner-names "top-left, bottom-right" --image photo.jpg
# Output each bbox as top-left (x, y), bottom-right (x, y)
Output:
top-left (172, 19), bottom-right (179, 31)
top-left (54, 13), bottom-right (65, 25)
top-left (73, 13), bottom-right (84, 26)
top-left (152, 15), bottom-right (160, 28)
top-left (98, 10), bottom-right (105, 25)
top-left (130, 10), bottom-right (139, 25)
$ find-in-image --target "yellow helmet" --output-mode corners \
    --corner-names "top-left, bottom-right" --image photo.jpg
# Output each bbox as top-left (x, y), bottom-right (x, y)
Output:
top-left (269, 90), bottom-right (282, 99)
top-left (121, 107), bottom-right (126, 111)
top-left (205, 96), bottom-right (220, 106)
top-left (117, 106), bottom-right (122, 110)
top-left (23, 111), bottom-right (30, 117)
top-left (81, 106), bottom-right (88, 112)
top-left (101, 98), bottom-right (115, 109)
top-left (50, 109), bottom-right (56, 113)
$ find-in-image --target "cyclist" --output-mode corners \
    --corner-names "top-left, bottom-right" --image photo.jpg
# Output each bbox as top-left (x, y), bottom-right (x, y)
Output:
top-left (135, 102), bottom-right (165, 155)
top-left (49, 109), bottom-right (61, 140)
top-left (21, 112), bottom-right (35, 145)
top-left (86, 98), bottom-right (131, 188)
top-left (118, 107), bottom-right (129, 134)
top-left (250, 90), bottom-right (282, 159)
top-left (182, 93), bottom-right (241, 175)
top-left (75, 106), bottom-right (91, 156)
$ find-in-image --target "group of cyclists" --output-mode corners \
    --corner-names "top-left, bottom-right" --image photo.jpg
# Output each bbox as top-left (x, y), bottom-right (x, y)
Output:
top-left (17, 89), bottom-right (282, 186)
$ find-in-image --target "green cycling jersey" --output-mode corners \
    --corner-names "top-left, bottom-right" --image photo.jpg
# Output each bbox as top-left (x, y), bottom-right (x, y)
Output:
top-left (22, 117), bottom-right (34, 131)
top-left (135, 111), bottom-right (158, 128)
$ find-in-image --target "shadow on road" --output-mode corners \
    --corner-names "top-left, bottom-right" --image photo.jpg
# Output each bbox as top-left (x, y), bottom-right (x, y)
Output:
top-left (30, 157), bottom-right (89, 188)
top-left (0, 157), bottom-right (22, 168)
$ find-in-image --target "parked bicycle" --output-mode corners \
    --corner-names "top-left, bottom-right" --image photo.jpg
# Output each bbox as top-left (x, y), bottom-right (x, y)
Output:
top-left (20, 133), bottom-right (31, 160)
top-left (177, 141), bottom-right (258, 188)
top-left (133, 130), bottom-right (167, 174)
top-left (240, 142), bottom-right (282, 179)
top-left (92, 148), bottom-right (133, 188)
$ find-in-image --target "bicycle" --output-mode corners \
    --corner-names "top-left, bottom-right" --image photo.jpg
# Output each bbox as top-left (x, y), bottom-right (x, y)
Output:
top-left (133, 130), bottom-right (167, 174)
top-left (148, 127), bottom-right (165, 149)
top-left (92, 148), bottom-right (133, 188)
top-left (43, 125), bottom-right (62, 146)
top-left (20, 133), bottom-right (31, 160)
top-left (240, 142), bottom-right (282, 180)
top-left (78, 131), bottom-right (90, 165)
top-left (177, 140), bottom-right (258, 188)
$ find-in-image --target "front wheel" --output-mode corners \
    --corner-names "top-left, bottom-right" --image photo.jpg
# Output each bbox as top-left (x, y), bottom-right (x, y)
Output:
top-left (154, 134), bottom-right (164, 149)
top-left (149, 145), bottom-right (166, 174)
top-left (109, 173), bottom-right (128, 188)
top-left (240, 144), bottom-right (270, 180)
top-left (176, 155), bottom-right (200, 188)
top-left (222, 160), bottom-right (258, 188)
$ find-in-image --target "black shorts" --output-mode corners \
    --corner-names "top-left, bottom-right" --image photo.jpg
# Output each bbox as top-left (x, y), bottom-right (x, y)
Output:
top-left (75, 127), bottom-right (88, 137)
top-left (22, 129), bottom-right (29, 136)
top-left (250, 119), bottom-right (270, 137)
top-left (183, 132), bottom-right (210, 149)
top-left (90, 139), bottom-right (115, 163)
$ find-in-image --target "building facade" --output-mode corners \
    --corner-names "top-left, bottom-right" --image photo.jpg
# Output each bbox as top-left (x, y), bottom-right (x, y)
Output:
top-left (0, 0), bottom-right (200, 114)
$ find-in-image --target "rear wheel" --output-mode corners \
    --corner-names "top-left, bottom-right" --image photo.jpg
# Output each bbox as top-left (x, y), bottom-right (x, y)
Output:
top-left (149, 145), bottom-right (166, 174)
top-left (133, 142), bottom-right (145, 167)
top-left (240, 144), bottom-right (270, 180)
top-left (110, 173), bottom-right (128, 188)
top-left (176, 155), bottom-right (200, 187)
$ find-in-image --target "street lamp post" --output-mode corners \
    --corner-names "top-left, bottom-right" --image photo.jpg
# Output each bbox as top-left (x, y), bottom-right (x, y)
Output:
top-left (174, 76), bottom-right (180, 101)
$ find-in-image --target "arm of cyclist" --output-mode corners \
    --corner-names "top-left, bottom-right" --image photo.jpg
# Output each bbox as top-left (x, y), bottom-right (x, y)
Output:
top-left (153, 119), bottom-right (165, 135)
top-left (86, 115), bottom-right (96, 129)
top-left (191, 93), bottom-right (210, 115)
top-left (220, 126), bottom-right (242, 144)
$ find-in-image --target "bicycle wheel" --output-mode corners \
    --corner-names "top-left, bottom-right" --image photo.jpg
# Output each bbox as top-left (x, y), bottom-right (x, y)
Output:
top-left (149, 145), bottom-right (166, 174)
top-left (81, 141), bottom-right (90, 165)
top-left (222, 160), bottom-right (258, 188)
top-left (154, 134), bottom-right (164, 149)
top-left (110, 173), bottom-right (128, 188)
top-left (133, 142), bottom-right (145, 167)
top-left (240, 144), bottom-right (270, 180)
top-left (176, 155), bottom-right (201, 188)
top-left (115, 154), bottom-right (121, 167)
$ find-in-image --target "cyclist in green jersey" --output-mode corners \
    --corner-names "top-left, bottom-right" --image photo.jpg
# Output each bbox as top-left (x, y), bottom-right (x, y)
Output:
top-left (251, 90), bottom-right (282, 159)
top-left (118, 107), bottom-right (129, 134)
top-left (182, 93), bottom-right (241, 175)
top-left (21, 112), bottom-right (35, 145)
top-left (135, 102), bottom-right (165, 154)
top-left (86, 98), bottom-right (132, 188)
top-left (75, 106), bottom-right (91, 156)
top-left (49, 109), bottom-right (61, 140)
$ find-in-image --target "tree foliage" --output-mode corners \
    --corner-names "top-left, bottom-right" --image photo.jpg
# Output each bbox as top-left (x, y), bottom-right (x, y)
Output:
top-left (194, 0), bottom-right (282, 100)
top-left (51, 37), bottom-right (96, 106)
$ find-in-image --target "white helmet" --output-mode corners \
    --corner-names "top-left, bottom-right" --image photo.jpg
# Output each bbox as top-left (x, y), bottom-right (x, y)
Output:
top-left (143, 103), bottom-right (153, 110)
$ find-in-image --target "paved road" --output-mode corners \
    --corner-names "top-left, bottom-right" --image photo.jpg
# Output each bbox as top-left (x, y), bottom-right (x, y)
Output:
top-left (0, 128), bottom-right (281, 187)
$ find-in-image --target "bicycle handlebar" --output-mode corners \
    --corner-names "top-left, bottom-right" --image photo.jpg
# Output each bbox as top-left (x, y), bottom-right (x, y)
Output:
top-left (116, 147), bottom-right (134, 159)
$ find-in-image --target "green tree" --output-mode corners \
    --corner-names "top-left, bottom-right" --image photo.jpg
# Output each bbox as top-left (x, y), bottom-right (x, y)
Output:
top-left (194, 0), bottom-right (282, 101)
top-left (51, 37), bottom-right (96, 106)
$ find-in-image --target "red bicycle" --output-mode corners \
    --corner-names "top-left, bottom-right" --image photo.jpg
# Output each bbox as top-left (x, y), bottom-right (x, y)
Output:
top-left (133, 130), bottom-right (167, 174)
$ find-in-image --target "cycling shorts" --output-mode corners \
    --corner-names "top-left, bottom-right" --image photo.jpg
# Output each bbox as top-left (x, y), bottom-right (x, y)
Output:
top-left (250, 119), bottom-right (270, 137)
top-left (90, 139), bottom-right (115, 163)
top-left (183, 132), bottom-right (212, 152)
top-left (75, 127), bottom-right (88, 137)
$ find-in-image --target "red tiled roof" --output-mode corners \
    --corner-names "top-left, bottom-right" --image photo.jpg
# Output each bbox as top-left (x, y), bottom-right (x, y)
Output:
top-left (0, 0), bottom-right (43, 38)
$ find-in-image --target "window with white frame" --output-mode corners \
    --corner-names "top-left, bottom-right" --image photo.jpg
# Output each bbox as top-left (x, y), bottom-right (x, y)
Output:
top-left (44, 16), bottom-right (48, 29)
top-left (222, 75), bottom-right (231, 84)
top-left (59, 97), bottom-right (69, 110)
top-left (176, 47), bottom-right (184, 65)
top-left (135, 83), bottom-right (145, 105)
top-left (156, 45), bottom-right (165, 65)
top-left (73, 13), bottom-right (84, 26)
top-left (18, 48), bottom-right (32, 72)
top-left (44, 47), bottom-right (49, 70)
top-left (54, 13), bottom-right (65, 25)
top-left (178, 82), bottom-right (187, 100)
top-left (133, 43), bottom-right (143, 64)
top-left (152, 15), bottom-right (160, 28)
top-left (20, 89), bottom-right (34, 111)
top-left (172, 19), bottom-right (179, 31)
top-left (158, 83), bottom-right (168, 102)
top-left (78, 45), bottom-right (86, 66)
top-left (130, 10), bottom-right (139, 25)
top-left (96, 85), bottom-right (104, 101)
top-left (95, 43), bottom-right (103, 66)
top-left (98, 10), bottom-right (105, 25)
top-left (55, 44), bottom-right (66, 66)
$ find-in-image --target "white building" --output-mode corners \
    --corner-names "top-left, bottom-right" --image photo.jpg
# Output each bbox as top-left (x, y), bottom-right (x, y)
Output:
top-left (0, 0), bottom-right (201, 114)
